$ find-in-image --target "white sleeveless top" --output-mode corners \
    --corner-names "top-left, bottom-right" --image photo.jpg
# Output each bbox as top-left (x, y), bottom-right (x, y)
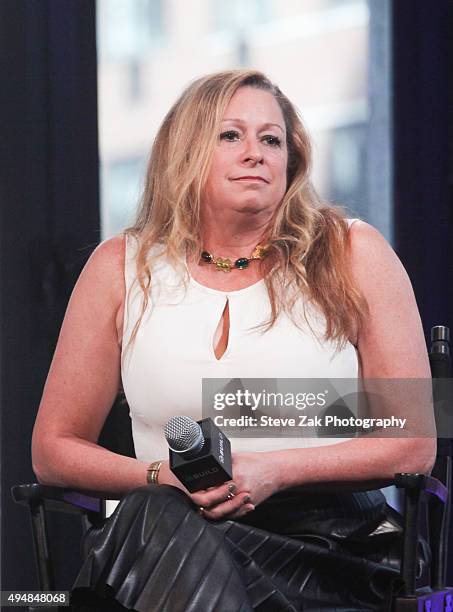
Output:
top-left (121, 220), bottom-right (360, 463)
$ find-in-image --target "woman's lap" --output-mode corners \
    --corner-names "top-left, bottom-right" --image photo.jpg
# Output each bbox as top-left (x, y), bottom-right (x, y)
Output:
top-left (70, 484), bottom-right (422, 612)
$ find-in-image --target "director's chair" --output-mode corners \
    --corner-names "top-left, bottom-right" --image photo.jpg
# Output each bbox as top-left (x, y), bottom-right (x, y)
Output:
top-left (11, 325), bottom-right (453, 611)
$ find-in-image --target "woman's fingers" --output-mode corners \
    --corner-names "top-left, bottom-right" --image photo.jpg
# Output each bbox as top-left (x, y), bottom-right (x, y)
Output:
top-left (191, 481), bottom-right (237, 509)
top-left (200, 492), bottom-right (255, 521)
top-left (191, 481), bottom-right (256, 520)
top-left (224, 503), bottom-right (255, 520)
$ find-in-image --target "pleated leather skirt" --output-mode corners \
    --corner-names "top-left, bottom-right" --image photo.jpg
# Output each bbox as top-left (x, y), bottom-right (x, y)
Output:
top-left (70, 484), bottom-right (429, 612)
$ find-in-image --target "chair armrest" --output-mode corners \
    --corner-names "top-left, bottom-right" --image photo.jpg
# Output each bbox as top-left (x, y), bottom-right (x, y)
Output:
top-left (394, 473), bottom-right (448, 503)
top-left (13, 474), bottom-right (446, 511)
top-left (297, 473), bottom-right (446, 498)
top-left (10, 483), bottom-right (109, 592)
top-left (11, 483), bottom-right (105, 514)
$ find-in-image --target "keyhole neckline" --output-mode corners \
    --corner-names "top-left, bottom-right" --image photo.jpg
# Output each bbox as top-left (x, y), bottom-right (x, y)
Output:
top-left (184, 259), bottom-right (266, 297)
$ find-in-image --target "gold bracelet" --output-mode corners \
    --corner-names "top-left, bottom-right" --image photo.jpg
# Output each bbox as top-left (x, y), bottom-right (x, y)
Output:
top-left (146, 460), bottom-right (162, 485)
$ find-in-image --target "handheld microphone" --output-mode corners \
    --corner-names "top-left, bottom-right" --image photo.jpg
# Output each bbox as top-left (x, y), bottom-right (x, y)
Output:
top-left (429, 325), bottom-right (452, 461)
top-left (430, 325), bottom-right (451, 378)
top-left (164, 416), bottom-right (233, 492)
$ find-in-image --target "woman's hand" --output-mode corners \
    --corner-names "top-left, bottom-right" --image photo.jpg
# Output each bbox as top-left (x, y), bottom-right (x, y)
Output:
top-left (191, 481), bottom-right (254, 520)
top-left (189, 452), bottom-right (280, 521)
top-left (158, 458), bottom-right (255, 519)
top-left (229, 451), bottom-right (281, 506)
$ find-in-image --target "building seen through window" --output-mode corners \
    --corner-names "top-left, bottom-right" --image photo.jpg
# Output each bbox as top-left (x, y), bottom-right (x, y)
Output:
top-left (97, 0), bottom-right (390, 240)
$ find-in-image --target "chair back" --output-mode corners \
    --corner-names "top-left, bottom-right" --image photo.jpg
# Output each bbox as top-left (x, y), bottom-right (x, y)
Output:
top-left (98, 392), bottom-right (136, 458)
top-left (428, 325), bottom-right (452, 588)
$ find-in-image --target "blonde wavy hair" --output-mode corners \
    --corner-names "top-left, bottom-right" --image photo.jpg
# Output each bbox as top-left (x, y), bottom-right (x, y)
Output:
top-left (125, 69), bottom-right (368, 349)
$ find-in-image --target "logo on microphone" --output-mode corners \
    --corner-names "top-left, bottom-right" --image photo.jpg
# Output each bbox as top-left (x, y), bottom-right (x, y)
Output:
top-left (218, 432), bottom-right (225, 464)
top-left (185, 466), bottom-right (220, 482)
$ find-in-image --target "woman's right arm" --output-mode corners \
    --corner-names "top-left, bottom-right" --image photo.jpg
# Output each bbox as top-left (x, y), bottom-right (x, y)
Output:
top-left (32, 235), bottom-right (153, 498)
top-left (32, 234), bottom-right (253, 513)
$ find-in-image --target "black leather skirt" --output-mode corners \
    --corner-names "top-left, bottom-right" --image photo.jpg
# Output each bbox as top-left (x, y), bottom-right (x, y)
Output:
top-left (70, 484), bottom-right (429, 612)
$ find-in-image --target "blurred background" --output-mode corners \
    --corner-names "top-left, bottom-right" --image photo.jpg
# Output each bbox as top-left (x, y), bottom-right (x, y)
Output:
top-left (1, 0), bottom-right (452, 601)
top-left (97, 0), bottom-right (391, 239)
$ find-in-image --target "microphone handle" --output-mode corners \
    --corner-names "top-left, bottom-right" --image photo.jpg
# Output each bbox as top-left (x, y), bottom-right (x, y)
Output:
top-left (430, 352), bottom-right (451, 379)
top-left (429, 325), bottom-right (451, 379)
top-left (428, 326), bottom-right (452, 588)
top-left (429, 325), bottom-right (451, 457)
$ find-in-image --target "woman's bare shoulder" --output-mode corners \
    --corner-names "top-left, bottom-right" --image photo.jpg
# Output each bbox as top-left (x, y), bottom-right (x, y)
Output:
top-left (347, 220), bottom-right (413, 292)
top-left (347, 218), bottom-right (386, 247)
top-left (78, 234), bottom-right (126, 302)
top-left (87, 234), bottom-right (126, 274)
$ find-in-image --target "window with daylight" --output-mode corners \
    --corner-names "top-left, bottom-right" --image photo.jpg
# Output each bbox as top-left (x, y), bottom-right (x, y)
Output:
top-left (97, 0), bottom-right (392, 241)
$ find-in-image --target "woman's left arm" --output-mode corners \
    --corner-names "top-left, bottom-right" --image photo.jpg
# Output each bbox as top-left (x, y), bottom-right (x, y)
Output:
top-left (204, 221), bottom-right (437, 517)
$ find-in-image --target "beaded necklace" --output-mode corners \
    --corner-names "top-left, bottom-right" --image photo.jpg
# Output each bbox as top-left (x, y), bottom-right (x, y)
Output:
top-left (200, 244), bottom-right (268, 273)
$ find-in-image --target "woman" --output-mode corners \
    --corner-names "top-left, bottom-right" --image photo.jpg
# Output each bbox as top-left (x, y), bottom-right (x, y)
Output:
top-left (32, 70), bottom-right (436, 611)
